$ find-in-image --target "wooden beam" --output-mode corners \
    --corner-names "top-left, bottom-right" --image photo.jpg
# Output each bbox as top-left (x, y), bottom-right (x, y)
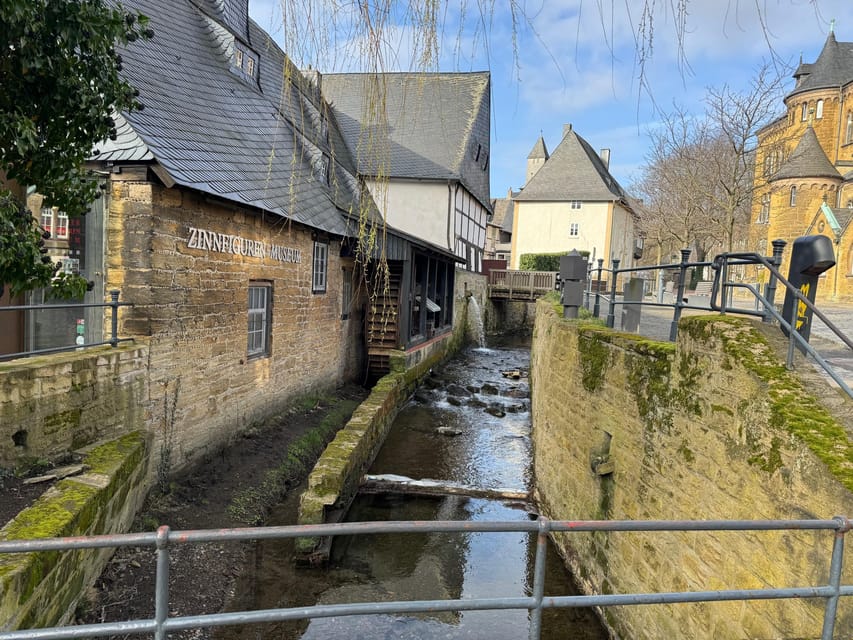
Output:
top-left (360, 474), bottom-right (530, 501)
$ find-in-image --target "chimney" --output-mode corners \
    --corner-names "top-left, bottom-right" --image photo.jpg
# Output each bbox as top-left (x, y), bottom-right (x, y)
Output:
top-left (599, 148), bottom-right (610, 170)
top-left (303, 66), bottom-right (322, 93)
top-left (563, 123), bottom-right (573, 138)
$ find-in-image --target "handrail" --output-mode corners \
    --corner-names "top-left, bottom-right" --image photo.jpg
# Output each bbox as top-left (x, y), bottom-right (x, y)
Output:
top-left (0, 516), bottom-right (850, 640)
top-left (0, 289), bottom-right (132, 361)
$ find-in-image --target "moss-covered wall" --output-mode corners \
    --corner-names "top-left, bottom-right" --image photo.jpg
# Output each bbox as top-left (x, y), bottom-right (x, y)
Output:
top-left (0, 432), bottom-right (149, 630)
top-left (0, 344), bottom-right (148, 471)
top-left (297, 316), bottom-right (457, 557)
top-left (530, 301), bottom-right (853, 639)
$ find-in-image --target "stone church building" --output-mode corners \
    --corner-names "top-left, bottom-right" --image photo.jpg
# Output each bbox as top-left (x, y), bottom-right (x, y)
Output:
top-left (751, 27), bottom-right (853, 301)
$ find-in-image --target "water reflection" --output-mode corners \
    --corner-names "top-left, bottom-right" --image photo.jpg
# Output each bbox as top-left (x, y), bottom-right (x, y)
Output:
top-left (219, 340), bottom-right (607, 640)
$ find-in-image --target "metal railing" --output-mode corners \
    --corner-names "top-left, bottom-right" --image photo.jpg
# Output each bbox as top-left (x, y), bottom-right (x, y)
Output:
top-left (0, 290), bottom-right (132, 361)
top-left (488, 269), bottom-right (557, 300)
top-left (1, 516), bottom-right (852, 640)
top-left (584, 244), bottom-right (853, 400)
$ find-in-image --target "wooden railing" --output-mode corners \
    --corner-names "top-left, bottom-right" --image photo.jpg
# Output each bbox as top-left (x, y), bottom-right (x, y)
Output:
top-left (487, 270), bottom-right (557, 300)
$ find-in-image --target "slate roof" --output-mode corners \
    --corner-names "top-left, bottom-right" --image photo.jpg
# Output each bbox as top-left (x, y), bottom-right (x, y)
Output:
top-left (788, 32), bottom-right (853, 99)
top-left (527, 136), bottom-right (549, 160)
top-left (514, 128), bottom-right (629, 202)
top-left (320, 72), bottom-right (492, 210)
top-left (772, 127), bottom-right (841, 181)
top-left (93, 0), bottom-right (370, 237)
top-left (489, 197), bottom-right (513, 229)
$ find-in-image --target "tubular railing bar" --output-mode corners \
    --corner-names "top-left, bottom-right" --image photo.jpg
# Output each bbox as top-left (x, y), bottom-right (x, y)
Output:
top-left (0, 338), bottom-right (136, 362)
top-left (2, 517), bottom-right (849, 554)
top-left (821, 516), bottom-right (850, 640)
top-left (0, 302), bottom-right (132, 313)
top-left (724, 281), bottom-right (853, 400)
top-left (713, 252), bottom-right (853, 354)
top-left (2, 517), bottom-right (851, 640)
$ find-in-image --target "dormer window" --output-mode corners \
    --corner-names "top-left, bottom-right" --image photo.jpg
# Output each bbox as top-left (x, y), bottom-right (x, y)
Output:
top-left (233, 41), bottom-right (258, 82)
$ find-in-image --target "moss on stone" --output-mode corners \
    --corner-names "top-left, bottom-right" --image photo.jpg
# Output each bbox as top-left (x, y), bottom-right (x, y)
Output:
top-left (681, 316), bottom-right (853, 489)
top-left (577, 332), bottom-right (612, 393)
top-left (84, 432), bottom-right (144, 475)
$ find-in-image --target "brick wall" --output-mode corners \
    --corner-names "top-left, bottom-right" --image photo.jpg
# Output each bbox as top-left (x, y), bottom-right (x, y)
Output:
top-left (106, 175), bottom-right (365, 470)
top-left (531, 301), bottom-right (853, 638)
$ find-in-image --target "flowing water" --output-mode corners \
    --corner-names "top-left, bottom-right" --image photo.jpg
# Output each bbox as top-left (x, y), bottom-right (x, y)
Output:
top-left (466, 297), bottom-right (486, 348)
top-left (219, 338), bottom-right (608, 640)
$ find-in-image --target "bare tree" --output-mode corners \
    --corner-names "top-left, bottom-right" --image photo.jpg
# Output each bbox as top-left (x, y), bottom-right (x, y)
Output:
top-left (634, 62), bottom-right (789, 267)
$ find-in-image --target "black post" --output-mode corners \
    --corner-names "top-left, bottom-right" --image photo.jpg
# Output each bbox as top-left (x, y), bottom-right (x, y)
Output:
top-left (584, 262), bottom-right (592, 310)
top-left (110, 289), bottom-right (120, 347)
top-left (669, 249), bottom-right (691, 341)
top-left (606, 259), bottom-right (620, 328)
top-left (763, 239), bottom-right (786, 323)
top-left (593, 258), bottom-right (603, 318)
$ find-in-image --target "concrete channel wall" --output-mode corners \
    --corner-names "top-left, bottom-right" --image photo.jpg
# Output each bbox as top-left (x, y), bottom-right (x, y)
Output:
top-left (0, 432), bottom-right (149, 631)
top-left (296, 270), bottom-right (482, 558)
top-left (530, 300), bottom-right (853, 639)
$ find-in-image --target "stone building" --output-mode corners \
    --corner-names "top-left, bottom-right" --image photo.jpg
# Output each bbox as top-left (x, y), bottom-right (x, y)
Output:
top-left (750, 27), bottom-right (853, 300)
top-left (0, 0), bottom-right (472, 470)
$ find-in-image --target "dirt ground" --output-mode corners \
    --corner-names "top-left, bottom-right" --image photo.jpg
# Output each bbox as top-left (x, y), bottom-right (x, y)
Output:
top-left (74, 383), bottom-right (369, 639)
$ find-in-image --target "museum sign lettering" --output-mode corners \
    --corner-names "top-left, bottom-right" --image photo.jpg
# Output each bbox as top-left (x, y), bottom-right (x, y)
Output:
top-left (186, 226), bottom-right (301, 263)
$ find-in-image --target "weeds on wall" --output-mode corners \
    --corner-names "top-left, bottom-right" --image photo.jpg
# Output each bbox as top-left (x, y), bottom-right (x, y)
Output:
top-left (157, 377), bottom-right (180, 494)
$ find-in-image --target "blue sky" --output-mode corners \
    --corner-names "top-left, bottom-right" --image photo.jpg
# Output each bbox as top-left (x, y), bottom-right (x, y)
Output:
top-left (248, 0), bottom-right (847, 199)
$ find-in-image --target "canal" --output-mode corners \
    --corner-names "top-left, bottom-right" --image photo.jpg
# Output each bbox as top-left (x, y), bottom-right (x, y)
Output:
top-left (219, 337), bottom-right (608, 639)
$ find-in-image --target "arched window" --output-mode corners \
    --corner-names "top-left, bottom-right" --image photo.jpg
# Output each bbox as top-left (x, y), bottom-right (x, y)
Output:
top-left (801, 103), bottom-right (808, 121)
top-left (816, 99), bottom-right (824, 119)
top-left (847, 112), bottom-right (853, 144)
top-left (790, 186), bottom-right (797, 207)
top-left (758, 194), bottom-right (770, 223)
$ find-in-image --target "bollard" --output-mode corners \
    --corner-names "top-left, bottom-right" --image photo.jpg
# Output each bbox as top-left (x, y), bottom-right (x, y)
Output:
top-left (560, 250), bottom-right (587, 319)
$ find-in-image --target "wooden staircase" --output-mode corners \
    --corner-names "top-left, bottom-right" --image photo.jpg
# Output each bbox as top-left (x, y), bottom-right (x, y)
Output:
top-left (366, 265), bottom-right (402, 377)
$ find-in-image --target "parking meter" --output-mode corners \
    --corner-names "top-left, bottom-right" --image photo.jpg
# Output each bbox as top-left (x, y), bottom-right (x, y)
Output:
top-left (560, 251), bottom-right (587, 319)
top-left (781, 235), bottom-right (835, 345)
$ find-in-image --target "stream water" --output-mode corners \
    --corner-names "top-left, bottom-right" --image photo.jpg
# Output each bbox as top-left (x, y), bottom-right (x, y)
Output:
top-left (219, 337), bottom-right (608, 640)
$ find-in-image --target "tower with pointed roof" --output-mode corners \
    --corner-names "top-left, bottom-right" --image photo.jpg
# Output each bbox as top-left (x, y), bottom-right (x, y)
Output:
top-left (751, 26), bottom-right (853, 300)
top-left (526, 135), bottom-right (549, 185)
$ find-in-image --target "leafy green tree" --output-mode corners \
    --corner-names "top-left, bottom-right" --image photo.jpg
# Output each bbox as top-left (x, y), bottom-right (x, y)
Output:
top-left (0, 0), bottom-right (152, 298)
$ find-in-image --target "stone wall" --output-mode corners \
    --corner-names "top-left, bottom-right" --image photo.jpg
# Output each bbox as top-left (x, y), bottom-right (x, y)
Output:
top-left (0, 344), bottom-right (148, 471)
top-left (0, 432), bottom-right (149, 630)
top-left (487, 299), bottom-right (536, 336)
top-left (106, 175), bottom-right (365, 472)
top-left (530, 301), bottom-right (853, 639)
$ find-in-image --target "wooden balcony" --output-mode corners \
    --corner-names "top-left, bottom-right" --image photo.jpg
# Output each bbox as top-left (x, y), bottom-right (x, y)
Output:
top-left (487, 270), bottom-right (557, 300)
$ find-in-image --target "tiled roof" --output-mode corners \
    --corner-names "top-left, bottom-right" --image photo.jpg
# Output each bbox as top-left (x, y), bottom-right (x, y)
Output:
top-left (788, 32), bottom-right (853, 99)
top-left (514, 128), bottom-right (629, 202)
top-left (95, 112), bottom-right (154, 162)
top-left (772, 127), bottom-right (841, 181)
top-left (321, 72), bottom-right (492, 210)
top-left (489, 197), bottom-right (513, 228)
top-left (527, 136), bottom-right (549, 160)
top-left (94, 0), bottom-right (370, 237)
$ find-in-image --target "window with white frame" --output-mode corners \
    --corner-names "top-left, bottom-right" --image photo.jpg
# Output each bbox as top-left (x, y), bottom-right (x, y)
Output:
top-left (816, 99), bottom-right (824, 119)
top-left (847, 112), bottom-right (853, 144)
top-left (247, 282), bottom-right (271, 358)
top-left (790, 186), bottom-right (797, 207)
top-left (758, 194), bottom-right (770, 223)
top-left (801, 103), bottom-right (808, 121)
top-left (569, 222), bottom-right (579, 237)
top-left (313, 241), bottom-right (328, 293)
top-left (341, 268), bottom-right (352, 319)
top-left (40, 207), bottom-right (69, 239)
top-left (570, 200), bottom-right (582, 209)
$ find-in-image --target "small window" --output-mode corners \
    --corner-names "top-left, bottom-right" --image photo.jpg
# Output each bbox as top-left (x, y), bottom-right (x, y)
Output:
top-left (570, 201), bottom-right (582, 209)
top-left (313, 241), bottom-right (328, 293)
top-left (569, 222), bottom-right (579, 237)
top-left (341, 268), bottom-right (352, 319)
top-left (55, 210), bottom-right (69, 239)
top-left (816, 99), bottom-right (824, 119)
top-left (247, 282), bottom-right (271, 358)
top-left (847, 112), bottom-right (853, 144)
top-left (790, 186), bottom-right (797, 207)
top-left (758, 194), bottom-right (770, 223)
top-left (313, 154), bottom-right (330, 184)
top-left (40, 208), bottom-right (53, 235)
top-left (801, 103), bottom-right (808, 122)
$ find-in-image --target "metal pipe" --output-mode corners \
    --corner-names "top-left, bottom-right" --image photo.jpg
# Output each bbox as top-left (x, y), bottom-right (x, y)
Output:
top-left (764, 239), bottom-right (786, 323)
top-left (669, 249), bottom-right (691, 341)
top-left (821, 516), bottom-right (850, 640)
top-left (154, 526), bottom-right (170, 640)
top-left (528, 517), bottom-right (549, 640)
top-left (593, 258), bottom-right (603, 318)
top-left (109, 290), bottom-right (120, 348)
top-left (606, 259), bottom-right (620, 328)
